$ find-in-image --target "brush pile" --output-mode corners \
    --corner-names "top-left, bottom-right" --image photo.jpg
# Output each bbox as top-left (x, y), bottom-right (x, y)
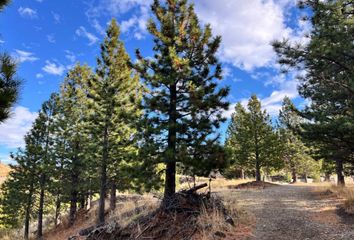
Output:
top-left (85, 183), bottom-right (236, 240)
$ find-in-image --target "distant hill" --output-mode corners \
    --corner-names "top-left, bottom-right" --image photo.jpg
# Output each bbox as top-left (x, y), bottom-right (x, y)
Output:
top-left (0, 163), bottom-right (11, 184)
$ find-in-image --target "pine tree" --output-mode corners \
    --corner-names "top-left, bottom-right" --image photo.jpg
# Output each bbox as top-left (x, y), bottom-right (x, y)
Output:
top-left (88, 19), bottom-right (142, 224)
top-left (226, 96), bottom-right (283, 181)
top-left (60, 63), bottom-right (94, 225)
top-left (0, 53), bottom-right (21, 123)
top-left (30, 93), bottom-right (60, 239)
top-left (134, 0), bottom-right (229, 199)
top-left (279, 97), bottom-right (323, 183)
top-left (273, 0), bottom-right (354, 185)
top-left (0, 150), bottom-right (38, 240)
top-left (0, 0), bottom-right (11, 11)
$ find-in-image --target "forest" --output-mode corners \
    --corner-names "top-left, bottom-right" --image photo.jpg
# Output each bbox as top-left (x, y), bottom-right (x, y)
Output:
top-left (0, 0), bottom-right (353, 239)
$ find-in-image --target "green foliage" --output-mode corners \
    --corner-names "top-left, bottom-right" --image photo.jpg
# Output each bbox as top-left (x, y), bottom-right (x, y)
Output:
top-left (278, 97), bottom-right (321, 182)
top-left (273, 0), bottom-right (354, 165)
top-left (0, 53), bottom-right (21, 123)
top-left (0, 0), bottom-right (10, 11)
top-left (134, 0), bottom-right (229, 197)
top-left (225, 95), bottom-right (283, 181)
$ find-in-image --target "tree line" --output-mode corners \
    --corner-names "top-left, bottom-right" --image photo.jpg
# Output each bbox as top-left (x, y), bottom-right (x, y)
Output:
top-left (0, 0), bottom-right (352, 239)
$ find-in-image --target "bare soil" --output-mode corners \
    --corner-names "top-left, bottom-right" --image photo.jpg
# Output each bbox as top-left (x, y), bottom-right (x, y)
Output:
top-left (226, 184), bottom-right (354, 240)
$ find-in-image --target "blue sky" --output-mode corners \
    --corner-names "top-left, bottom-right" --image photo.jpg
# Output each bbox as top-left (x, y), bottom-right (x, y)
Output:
top-left (0, 0), bottom-right (309, 164)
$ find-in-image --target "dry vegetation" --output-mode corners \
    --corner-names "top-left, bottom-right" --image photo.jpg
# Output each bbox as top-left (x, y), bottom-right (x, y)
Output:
top-left (0, 163), bottom-right (11, 185)
top-left (315, 182), bottom-right (354, 215)
top-left (25, 178), bottom-right (253, 240)
top-left (327, 184), bottom-right (354, 215)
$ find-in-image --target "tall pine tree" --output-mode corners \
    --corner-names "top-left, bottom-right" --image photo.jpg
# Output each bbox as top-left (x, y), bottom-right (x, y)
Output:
top-left (88, 19), bottom-right (141, 224)
top-left (134, 0), bottom-right (229, 199)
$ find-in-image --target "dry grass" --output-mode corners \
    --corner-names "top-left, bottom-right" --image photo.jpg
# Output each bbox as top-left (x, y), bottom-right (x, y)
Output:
top-left (317, 184), bottom-right (354, 215)
top-left (0, 229), bottom-right (24, 240)
top-left (109, 194), bottom-right (159, 227)
top-left (178, 177), bottom-right (252, 192)
top-left (0, 163), bottom-right (11, 185)
top-left (40, 178), bottom-right (253, 240)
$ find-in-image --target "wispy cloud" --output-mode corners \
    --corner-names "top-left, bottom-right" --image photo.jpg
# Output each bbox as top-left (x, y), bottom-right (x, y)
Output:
top-left (65, 50), bottom-right (76, 63)
top-left (18, 7), bottom-right (38, 19)
top-left (51, 11), bottom-right (61, 24)
top-left (75, 26), bottom-right (99, 45)
top-left (42, 60), bottom-right (65, 76)
top-left (91, 19), bottom-right (105, 36)
top-left (0, 106), bottom-right (38, 148)
top-left (85, 0), bottom-right (151, 39)
top-left (36, 73), bottom-right (43, 78)
top-left (13, 49), bottom-right (39, 63)
top-left (47, 34), bottom-right (56, 43)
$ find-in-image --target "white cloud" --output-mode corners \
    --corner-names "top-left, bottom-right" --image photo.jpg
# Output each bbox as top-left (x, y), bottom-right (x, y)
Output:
top-left (13, 49), bottom-right (39, 63)
top-left (193, 0), bottom-right (297, 71)
top-left (86, 0), bottom-right (151, 39)
top-left (75, 26), bottom-right (99, 45)
top-left (65, 50), bottom-right (76, 63)
top-left (47, 34), bottom-right (56, 43)
top-left (91, 19), bottom-right (106, 35)
top-left (0, 106), bottom-right (38, 148)
top-left (86, 0), bottom-right (151, 18)
top-left (36, 73), bottom-right (43, 78)
top-left (42, 60), bottom-right (65, 75)
top-left (0, 40), bottom-right (4, 44)
top-left (51, 11), bottom-right (61, 24)
top-left (18, 7), bottom-right (38, 19)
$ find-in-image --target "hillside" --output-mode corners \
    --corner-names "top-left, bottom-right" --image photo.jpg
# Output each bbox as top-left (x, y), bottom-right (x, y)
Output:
top-left (0, 163), bottom-right (11, 184)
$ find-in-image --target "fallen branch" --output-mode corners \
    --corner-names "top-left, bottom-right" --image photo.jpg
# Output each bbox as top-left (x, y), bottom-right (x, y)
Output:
top-left (185, 183), bottom-right (208, 194)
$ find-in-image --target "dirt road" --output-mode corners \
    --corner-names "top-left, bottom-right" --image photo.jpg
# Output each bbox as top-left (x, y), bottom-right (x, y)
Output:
top-left (231, 184), bottom-right (354, 240)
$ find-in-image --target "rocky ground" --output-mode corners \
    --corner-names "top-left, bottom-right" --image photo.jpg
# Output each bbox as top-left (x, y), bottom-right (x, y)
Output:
top-left (225, 184), bottom-right (354, 240)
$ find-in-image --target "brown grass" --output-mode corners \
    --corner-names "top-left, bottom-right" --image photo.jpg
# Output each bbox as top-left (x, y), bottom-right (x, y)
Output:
top-left (0, 163), bottom-right (11, 185)
top-left (178, 177), bottom-right (252, 192)
top-left (318, 184), bottom-right (354, 215)
top-left (196, 192), bottom-right (253, 240)
top-left (0, 229), bottom-right (24, 240)
top-left (42, 178), bottom-right (254, 240)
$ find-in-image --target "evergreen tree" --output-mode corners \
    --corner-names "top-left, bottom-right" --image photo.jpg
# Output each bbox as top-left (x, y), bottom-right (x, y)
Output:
top-left (134, 0), bottom-right (229, 199)
top-left (0, 150), bottom-right (38, 240)
top-left (88, 19), bottom-right (142, 224)
top-left (226, 96), bottom-right (283, 181)
top-left (0, 0), bottom-right (10, 11)
top-left (273, 0), bottom-right (354, 185)
top-left (0, 53), bottom-right (21, 123)
top-left (60, 63), bottom-right (94, 225)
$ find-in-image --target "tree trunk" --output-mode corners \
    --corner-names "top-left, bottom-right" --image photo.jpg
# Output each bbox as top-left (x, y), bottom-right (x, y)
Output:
top-left (87, 188), bottom-right (93, 210)
top-left (241, 169), bottom-right (245, 179)
top-left (254, 127), bottom-right (261, 182)
top-left (37, 174), bottom-right (46, 239)
top-left (79, 194), bottom-right (85, 209)
top-left (325, 172), bottom-right (331, 182)
top-left (255, 158), bottom-right (261, 181)
top-left (304, 173), bottom-right (308, 183)
top-left (110, 181), bottom-right (117, 211)
top-left (336, 158), bottom-right (345, 186)
top-left (24, 184), bottom-right (34, 240)
top-left (98, 123), bottom-right (109, 224)
top-left (54, 194), bottom-right (61, 227)
top-left (69, 141), bottom-right (81, 226)
top-left (292, 169), bottom-right (297, 183)
top-left (69, 172), bottom-right (78, 226)
top-left (164, 83), bottom-right (177, 199)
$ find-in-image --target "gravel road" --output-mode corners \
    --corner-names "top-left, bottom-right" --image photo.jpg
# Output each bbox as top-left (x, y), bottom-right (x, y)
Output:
top-left (230, 184), bottom-right (354, 240)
